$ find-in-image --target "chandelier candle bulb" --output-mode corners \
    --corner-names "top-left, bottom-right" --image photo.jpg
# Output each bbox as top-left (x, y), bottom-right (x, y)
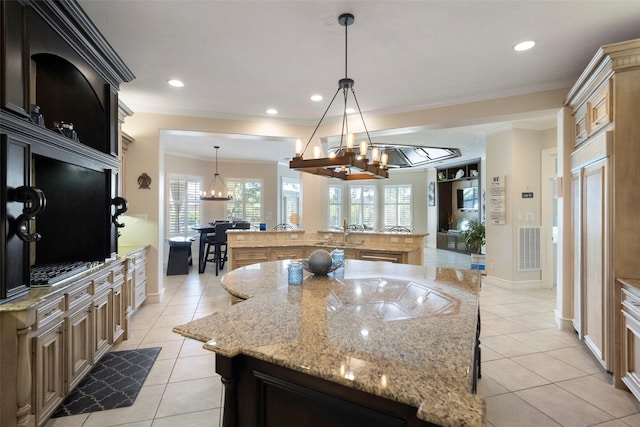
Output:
top-left (346, 133), bottom-right (354, 151)
top-left (371, 147), bottom-right (380, 164)
top-left (360, 141), bottom-right (368, 157)
top-left (295, 139), bottom-right (303, 157)
top-left (381, 152), bottom-right (388, 168)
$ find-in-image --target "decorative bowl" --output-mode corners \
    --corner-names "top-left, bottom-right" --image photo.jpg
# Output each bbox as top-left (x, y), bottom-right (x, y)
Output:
top-left (301, 249), bottom-right (342, 275)
top-left (301, 260), bottom-right (343, 275)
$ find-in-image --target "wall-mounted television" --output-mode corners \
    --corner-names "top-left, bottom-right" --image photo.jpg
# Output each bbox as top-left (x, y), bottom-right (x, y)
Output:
top-left (457, 188), bottom-right (479, 210)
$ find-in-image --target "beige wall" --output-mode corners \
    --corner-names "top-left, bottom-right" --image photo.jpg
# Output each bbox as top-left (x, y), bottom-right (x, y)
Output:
top-left (119, 89), bottom-right (566, 295)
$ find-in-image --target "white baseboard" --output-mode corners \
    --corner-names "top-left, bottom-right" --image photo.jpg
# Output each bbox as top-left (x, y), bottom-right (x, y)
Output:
top-left (482, 275), bottom-right (543, 290)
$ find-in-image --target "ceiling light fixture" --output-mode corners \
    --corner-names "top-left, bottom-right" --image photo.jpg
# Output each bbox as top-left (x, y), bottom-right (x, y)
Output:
top-left (310, 94), bottom-right (323, 102)
top-left (167, 79), bottom-right (184, 87)
top-left (289, 13), bottom-right (388, 180)
top-left (266, 108), bottom-right (278, 115)
top-left (200, 146), bottom-right (232, 201)
top-left (513, 40), bottom-right (535, 51)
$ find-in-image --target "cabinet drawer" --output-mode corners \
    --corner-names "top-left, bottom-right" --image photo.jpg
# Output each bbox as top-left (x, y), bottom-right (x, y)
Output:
top-left (358, 251), bottom-right (404, 263)
top-left (235, 248), bottom-right (270, 261)
top-left (35, 295), bottom-right (65, 330)
top-left (588, 84), bottom-right (611, 135)
top-left (270, 247), bottom-right (303, 260)
top-left (65, 280), bottom-right (92, 311)
top-left (574, 103), bottom-right (588, 146)
top-left (134, 283), bottom-right (146, 310)
top-left (92, 271), bottom-right (112, 294)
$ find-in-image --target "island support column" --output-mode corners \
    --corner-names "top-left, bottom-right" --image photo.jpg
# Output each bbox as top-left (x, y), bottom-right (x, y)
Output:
top-left (216, 353), bottom-right (238, 427)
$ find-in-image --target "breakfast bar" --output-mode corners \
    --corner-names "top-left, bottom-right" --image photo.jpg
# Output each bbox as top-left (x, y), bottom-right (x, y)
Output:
top-left (173, 260), bottom-right (484, 426)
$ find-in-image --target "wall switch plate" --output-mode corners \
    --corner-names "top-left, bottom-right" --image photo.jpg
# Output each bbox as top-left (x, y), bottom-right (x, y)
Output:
top-left (404, 238), bottom-right (413, 243)
top-left (291, 234), bottom-right (298, 239)
top-left (237, 235), bottom-right (244, 240)
top-left (390, 237), bottom-right (399, 243)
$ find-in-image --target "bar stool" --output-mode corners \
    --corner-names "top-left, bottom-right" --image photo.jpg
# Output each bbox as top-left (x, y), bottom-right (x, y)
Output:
top-left (204, 222), bottom-right (233, 275)
top-left (167, 236), bottom-right (195, 275)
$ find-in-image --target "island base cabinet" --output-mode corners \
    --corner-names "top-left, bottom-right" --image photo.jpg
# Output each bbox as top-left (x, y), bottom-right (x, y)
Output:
top-left (216, 354), bottom-right (436, 427)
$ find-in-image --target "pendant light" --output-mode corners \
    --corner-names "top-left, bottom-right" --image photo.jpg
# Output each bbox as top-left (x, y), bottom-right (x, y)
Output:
top-left (289, 13), bottom-right (388, 180)
top-left (200, 146), bottom-right (233, 201)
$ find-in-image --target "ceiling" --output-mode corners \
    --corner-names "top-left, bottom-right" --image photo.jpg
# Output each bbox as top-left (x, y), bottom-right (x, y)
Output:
top-left (78, 0), bottom-right (640, 166)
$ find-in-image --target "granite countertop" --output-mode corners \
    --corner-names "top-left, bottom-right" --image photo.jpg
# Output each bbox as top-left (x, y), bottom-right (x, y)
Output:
top-left (228, 239), bottom-right (421, 252)
top-left (173, 260), bottom-right (484, 426)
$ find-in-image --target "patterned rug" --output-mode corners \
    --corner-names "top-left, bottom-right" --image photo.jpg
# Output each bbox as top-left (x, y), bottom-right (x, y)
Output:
top-left (52, 347), bottom-right (161, 417)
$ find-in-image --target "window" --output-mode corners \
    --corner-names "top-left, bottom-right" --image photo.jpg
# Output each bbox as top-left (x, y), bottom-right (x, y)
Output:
top-left (168, 175), bottom-right (202, 237)
top-left (282, 177), bottom-right (300, 225)
top-left (349, 185), bottom-right (376, 229)
top-left (226, 179), bottom-right (262, 223)
top-left (384, 185), bottom-right (412, 228)
top-left (328, 185), bottom-right (342, 230)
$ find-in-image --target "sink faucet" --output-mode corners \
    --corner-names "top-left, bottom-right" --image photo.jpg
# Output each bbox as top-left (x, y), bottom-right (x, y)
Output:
top-left (343, 218), bottom-right (349, 243)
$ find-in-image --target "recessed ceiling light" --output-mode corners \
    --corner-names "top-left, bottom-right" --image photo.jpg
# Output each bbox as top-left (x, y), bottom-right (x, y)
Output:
top-left (167, 79), bottom-right (184, 87)
top-left (266, 108), bottom-right (278, 115)
top-left (310, 94), bottom-right (323, 102)
top-left (513, 40), bottom-right (535, 52)
top-left (345, 107), bottom-right (355, 114)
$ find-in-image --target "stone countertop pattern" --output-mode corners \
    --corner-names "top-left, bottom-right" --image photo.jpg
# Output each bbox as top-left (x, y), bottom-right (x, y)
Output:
top-left (228, 239), bottom-right (421, 252)
top-left (173, 260), bottom-right (484, 426)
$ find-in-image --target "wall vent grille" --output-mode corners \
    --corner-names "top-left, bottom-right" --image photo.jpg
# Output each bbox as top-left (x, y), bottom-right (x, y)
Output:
top-left (518, 226), bottom-right (541, 271)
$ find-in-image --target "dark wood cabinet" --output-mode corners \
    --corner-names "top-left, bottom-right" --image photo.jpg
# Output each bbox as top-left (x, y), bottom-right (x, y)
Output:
top-left (1, 0), bottom-right (30, 117)
top-left (0, 0), bottom-right (134, 302)
top-left (217, 354), bottom-right (436, 427)
top-left (0, 134), bottom-right (31, 300)
top-left (436, 160), bottom-right (481, 254)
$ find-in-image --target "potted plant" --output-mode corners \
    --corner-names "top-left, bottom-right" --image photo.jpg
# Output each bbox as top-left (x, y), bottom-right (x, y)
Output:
top-left (460, 219), bottom-right (486, 271)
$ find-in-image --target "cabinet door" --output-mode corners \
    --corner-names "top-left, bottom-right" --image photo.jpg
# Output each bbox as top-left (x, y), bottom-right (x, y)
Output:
top-left (93, 289), bottom-right (112, 363)
top-left (112, 282), bottom-right (125, 343)
top-left (66, 304), bottom-right (93, 392)
top-left (1, 0), bottom-right (30, 116)
top-left (1, 136), bottom-right (31, 301)
top-left (571, 171), bottom-right (582, 336)
top-left (582, 158), bottom-right (609, 369)
top-left (32, 321), bottom-right (65, 425)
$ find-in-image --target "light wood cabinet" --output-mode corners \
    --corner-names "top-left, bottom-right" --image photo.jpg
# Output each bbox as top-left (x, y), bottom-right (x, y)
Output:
top-left (565, 38), bottom-right (640, 380)
top-left (128, 248), bottom-right (147, 311)
top-left (358, 250), bottom-right (405, 264)
top-left (65, 299), bottom-right (92, 392)
top-left (620, 281), bottom-right (640, 400)
top-left (32, 295), bottom-right (65, 426)
top-left (581, 158), bottom-right (609, 367)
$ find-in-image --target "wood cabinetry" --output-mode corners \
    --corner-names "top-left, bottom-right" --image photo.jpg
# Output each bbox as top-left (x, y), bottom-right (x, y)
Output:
top-left (231, 245), bottom-right (415, 271)
top-left (565, 38), bottom-right (640, 377)
top-left (1, 0), bottom-right (133, 303)
top-left (0, 247), bottom-right (148, 427)
top-left (32, 295), bottom-right (65, 425)
top-left (620, 281), bottom-right (640, 401)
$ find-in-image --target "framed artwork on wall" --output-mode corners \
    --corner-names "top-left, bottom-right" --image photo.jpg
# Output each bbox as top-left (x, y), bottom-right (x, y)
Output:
top-left (428, 181), bottom-right (436, 206)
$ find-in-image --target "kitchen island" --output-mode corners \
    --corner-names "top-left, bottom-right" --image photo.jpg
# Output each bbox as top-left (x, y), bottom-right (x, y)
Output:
top-left (173, 260), bottom-right (484, 426)
top-left (226, 229), bottom-right (427, 270)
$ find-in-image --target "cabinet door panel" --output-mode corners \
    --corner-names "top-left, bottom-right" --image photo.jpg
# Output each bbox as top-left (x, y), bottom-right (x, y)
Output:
top-left (582, 159), bottom-right (608, 368)
top-left (571, 171), bottom-right (582, 336)
top-left (66, 305), bottom-right (93, 392)
top-left (1, 135), bottom-right (31, 301)
top-left (1, 0), bottom-right (30, 116)
top-left (33, 321), bottom-right (65, 425)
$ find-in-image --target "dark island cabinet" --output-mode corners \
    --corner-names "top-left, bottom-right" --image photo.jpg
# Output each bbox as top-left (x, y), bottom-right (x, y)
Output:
top-left (0, 0), bottom-right (134, 302)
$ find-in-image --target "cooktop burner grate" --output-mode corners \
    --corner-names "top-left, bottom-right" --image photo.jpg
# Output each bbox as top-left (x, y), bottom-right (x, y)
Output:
top-left (31, 261), bottom-right (103, 286)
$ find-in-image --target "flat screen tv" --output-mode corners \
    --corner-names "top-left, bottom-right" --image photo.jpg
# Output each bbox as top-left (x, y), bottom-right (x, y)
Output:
top-left (457, 188), bottom-right (479, 210)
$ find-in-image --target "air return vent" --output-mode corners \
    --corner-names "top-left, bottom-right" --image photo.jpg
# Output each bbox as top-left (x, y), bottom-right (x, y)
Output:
top-left (518, 227), bottom-right (541, 271)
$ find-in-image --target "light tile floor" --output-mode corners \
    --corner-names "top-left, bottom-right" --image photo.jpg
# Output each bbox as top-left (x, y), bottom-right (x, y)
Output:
top-left (46, 249), bottom-right (640, 427)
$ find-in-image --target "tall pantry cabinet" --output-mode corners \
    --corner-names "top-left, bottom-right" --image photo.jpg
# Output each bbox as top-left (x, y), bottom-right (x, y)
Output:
top-left (565, 39), bottom-right (640, 378)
